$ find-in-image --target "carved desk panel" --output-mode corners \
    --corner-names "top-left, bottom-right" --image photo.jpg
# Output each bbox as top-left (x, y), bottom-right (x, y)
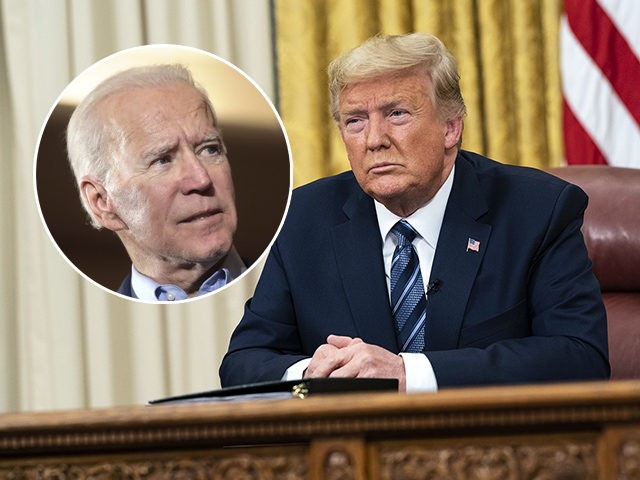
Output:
top-left (1, 381), bottom-right (639, 479)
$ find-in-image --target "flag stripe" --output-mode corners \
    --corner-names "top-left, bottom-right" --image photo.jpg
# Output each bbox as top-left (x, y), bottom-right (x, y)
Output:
top-left (564, 0), bottom-right (640, 127)
top-left (597, 0), bottom-right (640, 61)
top-left (561, 16), bottom-right (640, 167)
top-left (563, 99), bottom-right (607, 165)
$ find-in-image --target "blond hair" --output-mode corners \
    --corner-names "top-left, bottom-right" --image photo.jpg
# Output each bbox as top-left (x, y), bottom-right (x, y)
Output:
top-left (328, 33), bottom-right (466, 122)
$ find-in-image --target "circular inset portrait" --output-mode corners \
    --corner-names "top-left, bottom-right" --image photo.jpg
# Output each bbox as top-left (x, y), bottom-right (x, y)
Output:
top-left (35, 44), bottom-right (291, 303)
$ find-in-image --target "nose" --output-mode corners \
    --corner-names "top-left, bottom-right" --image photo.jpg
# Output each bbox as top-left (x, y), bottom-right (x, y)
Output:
top-left (366, 115), bottom-right (391, 151)
top-left (181, 151), bottom-right (213, 194)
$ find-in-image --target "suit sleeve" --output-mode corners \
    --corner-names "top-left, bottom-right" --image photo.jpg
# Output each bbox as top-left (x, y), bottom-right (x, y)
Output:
top-left (219, 239), bottom-right (309, 387)
top-left (426, 183), bottom-right (610, 387)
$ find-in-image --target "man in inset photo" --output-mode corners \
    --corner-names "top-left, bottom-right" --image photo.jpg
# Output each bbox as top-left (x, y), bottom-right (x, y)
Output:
top-left (36, 46), bottom-right (291, 302)
top-left (67, 64), bottom-right (243, 301)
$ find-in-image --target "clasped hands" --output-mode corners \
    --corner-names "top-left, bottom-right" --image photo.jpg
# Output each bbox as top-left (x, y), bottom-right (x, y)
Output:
top-left (303, 334), bottom-right (407, 392)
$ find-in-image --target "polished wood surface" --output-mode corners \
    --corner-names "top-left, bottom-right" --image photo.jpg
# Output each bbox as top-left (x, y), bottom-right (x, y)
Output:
top-left (1, 381), bottom-right (639, 479)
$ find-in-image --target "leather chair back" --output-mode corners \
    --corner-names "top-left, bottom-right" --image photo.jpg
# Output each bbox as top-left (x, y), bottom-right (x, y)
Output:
top-left (548, 166), bottom-right (640, 379)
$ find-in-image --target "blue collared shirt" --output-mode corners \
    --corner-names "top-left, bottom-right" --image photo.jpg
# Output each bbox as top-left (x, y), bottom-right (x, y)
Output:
top-left (130, 247), bottom-right (246, 302)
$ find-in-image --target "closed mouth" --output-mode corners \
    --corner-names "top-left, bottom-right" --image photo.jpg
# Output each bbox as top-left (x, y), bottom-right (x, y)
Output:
top-left (369, 162), bottom-right (398, 172)
top-left (179, 209), bottom-right (221, 223)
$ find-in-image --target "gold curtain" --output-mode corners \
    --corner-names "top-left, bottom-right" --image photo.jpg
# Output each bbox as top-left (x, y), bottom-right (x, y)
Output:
top-left (275, 0), bottom-right (564, 188)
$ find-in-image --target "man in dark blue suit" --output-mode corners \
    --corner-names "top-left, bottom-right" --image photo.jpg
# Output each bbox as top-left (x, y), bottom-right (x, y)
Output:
top-left (220, 33), bottom-right (609, 391)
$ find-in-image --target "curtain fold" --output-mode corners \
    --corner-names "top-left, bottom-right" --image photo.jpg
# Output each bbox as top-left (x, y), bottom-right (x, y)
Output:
top-left (0, 0), bottom-right (274, 413)
top-left (0, 0), bottom-right (19, 413)
top-left (274, 0), bottom-right (329, 185)
top-left (276, 0), bottom-right (564, 188)
top-left (542, 0), bottom-right (564, 165)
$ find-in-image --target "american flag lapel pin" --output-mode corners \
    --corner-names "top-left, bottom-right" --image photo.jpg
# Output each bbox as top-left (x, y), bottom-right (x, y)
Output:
top-left (466, 238), bottom-right (480, 252)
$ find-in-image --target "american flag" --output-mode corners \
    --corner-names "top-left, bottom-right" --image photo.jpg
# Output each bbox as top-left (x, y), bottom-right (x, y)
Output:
top-left (561, 0), bottom-right (640, 167)
top-left (466, 238), bottom-right (480, 252)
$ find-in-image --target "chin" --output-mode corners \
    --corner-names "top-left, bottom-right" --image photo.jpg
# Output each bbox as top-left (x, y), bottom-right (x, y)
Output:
top-left (164, 229), bottom-right (233, 265)
top-left (197, 239), bottom-right (234, 264)
top-left (365, 172), bottom-right (405, 191)
top-left (368, 185), bottom-right (405, 204)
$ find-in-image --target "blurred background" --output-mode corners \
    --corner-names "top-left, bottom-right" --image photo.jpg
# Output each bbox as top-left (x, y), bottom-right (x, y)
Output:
top-left (1, 0), bottom-right (636, 413)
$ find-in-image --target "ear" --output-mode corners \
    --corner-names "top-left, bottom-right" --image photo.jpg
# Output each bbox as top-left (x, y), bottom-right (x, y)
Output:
top-left (80, 177), bottom-right (127, 232)
top-left (444, 117), bottom-right (463, 149)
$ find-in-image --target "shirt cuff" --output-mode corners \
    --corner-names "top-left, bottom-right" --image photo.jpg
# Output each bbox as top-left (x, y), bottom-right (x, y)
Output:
top-left (399, 352), bottom-right (438, 392)
top-left (282, 358), bottom-right (312, 380)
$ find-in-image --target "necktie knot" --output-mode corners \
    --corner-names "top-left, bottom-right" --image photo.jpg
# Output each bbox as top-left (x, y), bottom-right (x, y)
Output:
top-left (392, 220), bottom-right (418, 246)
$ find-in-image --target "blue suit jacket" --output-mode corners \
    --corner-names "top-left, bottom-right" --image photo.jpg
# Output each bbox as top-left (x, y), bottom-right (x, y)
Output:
top-left (220, 151), bottom-right (609, 387)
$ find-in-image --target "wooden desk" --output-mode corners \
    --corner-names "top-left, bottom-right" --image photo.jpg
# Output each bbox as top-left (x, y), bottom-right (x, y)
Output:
top-left (1, 381), bottom-right (639, 479)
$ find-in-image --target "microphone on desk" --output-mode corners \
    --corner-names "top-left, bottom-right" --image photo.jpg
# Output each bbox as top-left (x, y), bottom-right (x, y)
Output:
top-left (427, 279), bottom-right (441, 295)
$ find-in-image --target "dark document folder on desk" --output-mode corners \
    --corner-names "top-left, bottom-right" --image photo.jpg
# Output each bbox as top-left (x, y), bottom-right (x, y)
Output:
top-left (149, 378), bottom-right (399, 405)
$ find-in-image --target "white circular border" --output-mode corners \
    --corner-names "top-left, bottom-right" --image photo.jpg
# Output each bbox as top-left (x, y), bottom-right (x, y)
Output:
top-left (33, 44), bottom-right (293, 305)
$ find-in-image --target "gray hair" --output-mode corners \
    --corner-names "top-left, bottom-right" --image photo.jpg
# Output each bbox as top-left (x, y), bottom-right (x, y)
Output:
top-left (328, 33), bottom-right (467, 122)
top-left (66, 64), bottom-right (217, 229)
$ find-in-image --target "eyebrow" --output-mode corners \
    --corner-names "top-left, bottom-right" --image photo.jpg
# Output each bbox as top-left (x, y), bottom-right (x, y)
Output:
top-left (141, 143), bottom-right (177, 162)
top-left (341, 100), bottom-right (406, 118)
top-left (200, 133), bottom-right (223, 144)
top-left (141, 142), bottom-right (177, 162)
top-left (140, 133), bottom-right (223, 162)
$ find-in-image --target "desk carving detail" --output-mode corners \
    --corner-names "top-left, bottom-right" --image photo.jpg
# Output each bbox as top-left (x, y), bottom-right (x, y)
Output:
top-left (621, 439), bottom-right (640, 479)
top-left (379, 441), bottom-right (596, 480)
top-left (0, 453), bottom-right (308, 480)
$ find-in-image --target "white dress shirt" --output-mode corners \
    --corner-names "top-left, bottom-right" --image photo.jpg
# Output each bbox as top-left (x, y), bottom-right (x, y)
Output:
top-left (284, 166), bottom-right (455, 392)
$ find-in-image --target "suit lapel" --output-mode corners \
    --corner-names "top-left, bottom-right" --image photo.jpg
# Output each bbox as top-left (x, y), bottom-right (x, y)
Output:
top-left (331, 187), bottom-right (399, 352)
top-left (425, 156), bottom-right (491, 350)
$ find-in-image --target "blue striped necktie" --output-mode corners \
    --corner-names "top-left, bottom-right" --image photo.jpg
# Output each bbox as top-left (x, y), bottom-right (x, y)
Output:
top-left (390, 220), bottom-right (427, 352)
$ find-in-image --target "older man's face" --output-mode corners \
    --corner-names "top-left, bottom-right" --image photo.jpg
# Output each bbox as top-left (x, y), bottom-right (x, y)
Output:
top-left (337, 68), bottom-right (460, 217)
top-left (103, 81), bottom-right (237, 272)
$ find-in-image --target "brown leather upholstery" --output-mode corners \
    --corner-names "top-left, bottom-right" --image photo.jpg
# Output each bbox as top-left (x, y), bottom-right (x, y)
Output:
top-left (548, 166), bottom-right (640, 380)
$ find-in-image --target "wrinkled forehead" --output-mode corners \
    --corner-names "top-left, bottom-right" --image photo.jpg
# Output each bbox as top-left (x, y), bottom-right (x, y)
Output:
top-left (103, 82), bottom-right (213, 124)
top-left (338, 68), bottom-right (434, 109)
top-left (99, 82), bottom-right (217, 151)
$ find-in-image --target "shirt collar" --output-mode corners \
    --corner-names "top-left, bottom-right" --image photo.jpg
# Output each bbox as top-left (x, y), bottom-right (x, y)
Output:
top-left (374, 164), bottom-right (455, 248)
top-left (130, 247), bottom-right (246, 302)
